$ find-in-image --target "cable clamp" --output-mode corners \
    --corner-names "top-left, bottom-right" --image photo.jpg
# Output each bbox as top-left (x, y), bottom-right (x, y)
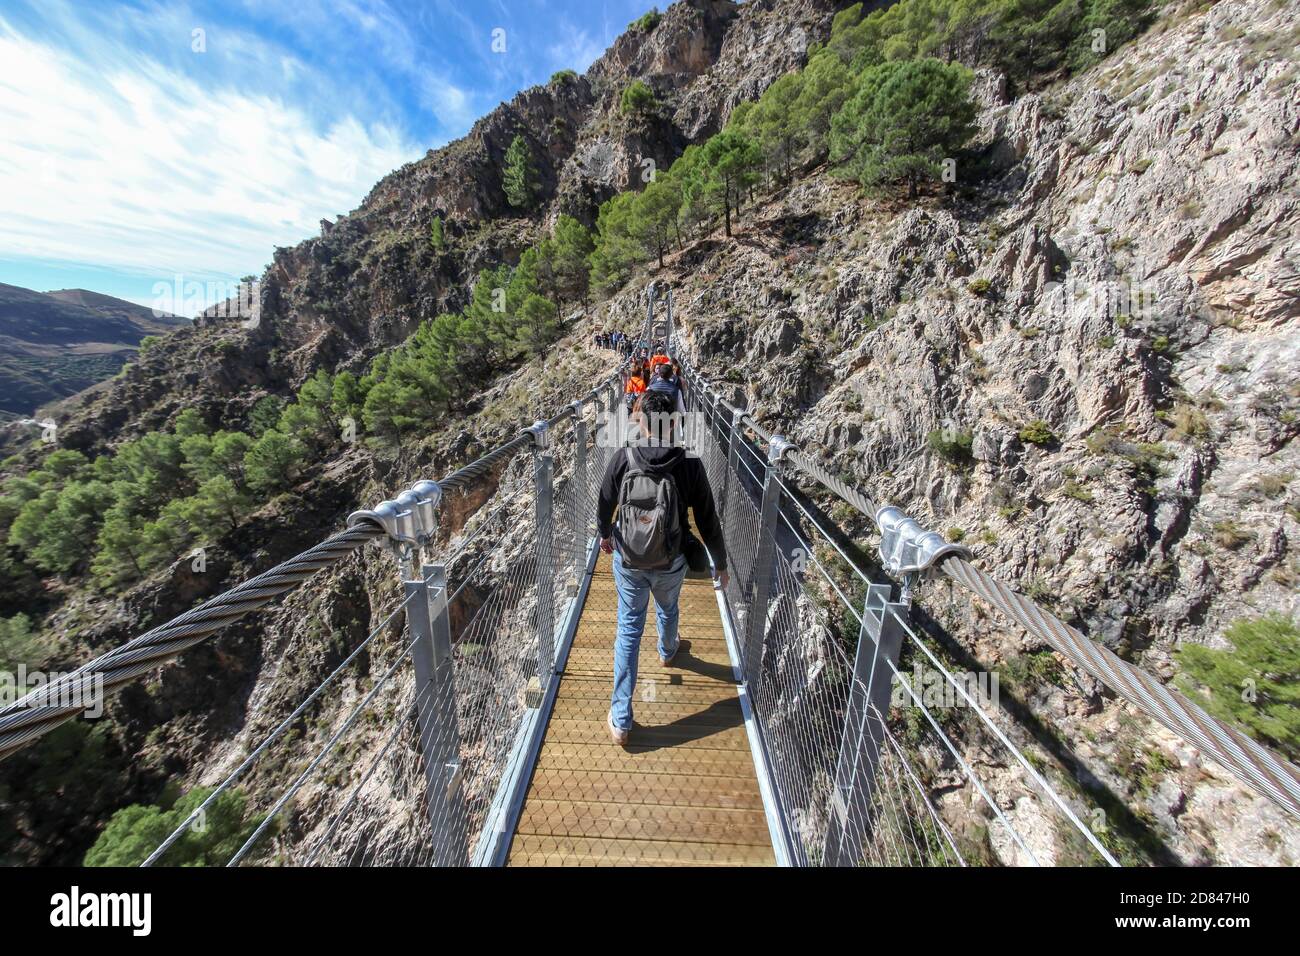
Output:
top-left (348, 479), bottom-right (442, 546)
top-left (875, 506), bottom-right (971, 578)
top-left (522, 419), bottom-right (550, 451)
top-left (767, 435), bottom-right (797, 464)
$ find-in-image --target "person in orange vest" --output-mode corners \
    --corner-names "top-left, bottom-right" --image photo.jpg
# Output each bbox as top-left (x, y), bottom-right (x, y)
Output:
top-left (627, 361), bottom-right (648, 391)
top-left (649, 350), bottom-right (670, 373)
top-left (624, 362), bottom-right (648, 411)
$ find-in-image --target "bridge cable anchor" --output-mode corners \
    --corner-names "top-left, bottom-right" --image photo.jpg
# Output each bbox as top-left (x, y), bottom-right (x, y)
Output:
top-left (522, 419), bottom-right (550, 451)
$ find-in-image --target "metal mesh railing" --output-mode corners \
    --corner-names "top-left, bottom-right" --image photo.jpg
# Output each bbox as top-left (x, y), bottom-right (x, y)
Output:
top-left (683, 375), bottom-right (1116, 867)
top-left (133, 381), bottom-right (619, 868)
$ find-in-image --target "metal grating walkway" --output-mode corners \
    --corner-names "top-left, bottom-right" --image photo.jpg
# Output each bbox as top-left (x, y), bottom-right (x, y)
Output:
top-left (506, 551), bottom-right (777, 866)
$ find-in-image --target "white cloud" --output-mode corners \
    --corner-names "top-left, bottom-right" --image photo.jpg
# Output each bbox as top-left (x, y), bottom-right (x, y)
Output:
top-left (546, 22), bottom-right (607, 75)
top-left (0, 18), bottom-right (421, 291)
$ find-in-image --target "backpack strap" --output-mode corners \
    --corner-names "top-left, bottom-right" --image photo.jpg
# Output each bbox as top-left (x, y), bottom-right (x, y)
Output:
top-left (628, 445), bottom-right (656, 473)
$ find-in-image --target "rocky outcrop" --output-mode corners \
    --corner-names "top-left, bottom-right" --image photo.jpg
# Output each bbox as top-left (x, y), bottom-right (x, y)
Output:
top-left (603, 0), bottom-right (1300, 865)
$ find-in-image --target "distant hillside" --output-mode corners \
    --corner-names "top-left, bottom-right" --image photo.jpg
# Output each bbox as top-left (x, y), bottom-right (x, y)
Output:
top-left (0, 283), bottom-right (188, 420)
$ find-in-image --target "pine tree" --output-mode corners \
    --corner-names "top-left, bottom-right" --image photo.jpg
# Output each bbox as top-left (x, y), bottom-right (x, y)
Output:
top-left (503, 135), bottom-right (539, 210)
top-left (243, 431), bottom-right (305, 495)
top-left (177, 476), bottom-right (249, 537)
top-left (620, 80), bottom-right (657, 117)
top-left (550, 215), bottom-right (595, 307)
top-left (791, 51), bottom-right (853, 161)
top-left (1177, 615), bottom-right (1300, 761)
top-left (515, 294), bottom-right (560, 356)
top-left (744, 72), bottom-right (804, 182)
top-left (85, 788), bottom-right (260, 867)
top-left (699, 131), bottom-right (762, 237)
top-left (830, 57), bottom-right (976, 199)
top-left (91, 507), bottom-right (149, 588)
top-left (588, 192), bottom-right (641, 292)
top-left (629, 174), bottom-right (682, 268)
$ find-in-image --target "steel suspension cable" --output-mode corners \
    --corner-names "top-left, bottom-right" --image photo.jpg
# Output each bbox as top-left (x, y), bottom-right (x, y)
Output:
top-left (941, 556), bottom-right (1300, 819)
top-left (140, 587), bottom-right (418, 866)
top-left (227, 622), bottom-right (426, 866)
top-left (0, 524), bottom-right (383, 761)
top-left (0, 374), bottom-right (621, 764)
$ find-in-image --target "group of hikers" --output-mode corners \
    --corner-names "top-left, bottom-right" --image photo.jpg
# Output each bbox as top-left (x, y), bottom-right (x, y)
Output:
top-left (620, 341), bottom-right (686, 414)
top-left (593, 329), bottom-right (637, 357)
top-left (598, 331), bottom-right (726, 746)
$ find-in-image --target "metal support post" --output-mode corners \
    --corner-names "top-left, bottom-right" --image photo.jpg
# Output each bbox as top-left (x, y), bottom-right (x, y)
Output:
top-left (571, 408), bottom-right (589, 569)
top-left (720, 407), bottom-right (745, 523)
top-left (533, 442), bottom-right (556, 679)
top-left (742, 436), bottom-right (791, 686)
top-left (406, 563), bottom-right (469, 866)
top-left (822, 583), bottom-right (907, 867)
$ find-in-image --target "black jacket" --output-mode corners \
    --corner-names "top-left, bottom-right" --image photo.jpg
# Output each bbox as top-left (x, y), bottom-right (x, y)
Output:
top-left (597, 446), bottom-right (727, 571)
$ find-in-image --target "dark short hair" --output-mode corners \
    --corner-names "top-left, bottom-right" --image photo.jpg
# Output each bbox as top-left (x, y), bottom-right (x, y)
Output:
top-left (654, 362), bottom-right (673, 379)
top-left (639, 390), bottom-right (677, 416)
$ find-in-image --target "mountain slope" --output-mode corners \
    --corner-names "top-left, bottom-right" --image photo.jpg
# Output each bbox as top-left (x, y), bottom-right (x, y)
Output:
top-left (0, 283), bottom-right (187, 420)
top-left (11, 0), bottom-right (840, 457)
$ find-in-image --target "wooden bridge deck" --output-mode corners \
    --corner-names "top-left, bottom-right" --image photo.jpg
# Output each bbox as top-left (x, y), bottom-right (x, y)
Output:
top-left (506, 552), bottom-right (776, 866)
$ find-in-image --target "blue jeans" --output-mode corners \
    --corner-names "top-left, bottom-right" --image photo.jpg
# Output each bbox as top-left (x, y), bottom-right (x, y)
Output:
top-left (610, 551), bottom-right (688, 730)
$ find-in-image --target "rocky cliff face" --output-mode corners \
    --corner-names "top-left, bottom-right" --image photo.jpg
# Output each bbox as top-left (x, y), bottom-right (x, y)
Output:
top-left (636, 0), bottom-right (1298, 864)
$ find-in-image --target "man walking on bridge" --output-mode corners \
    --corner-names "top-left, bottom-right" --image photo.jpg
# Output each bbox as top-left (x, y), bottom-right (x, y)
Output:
top-left (597, 390), bottom-right (728, 745)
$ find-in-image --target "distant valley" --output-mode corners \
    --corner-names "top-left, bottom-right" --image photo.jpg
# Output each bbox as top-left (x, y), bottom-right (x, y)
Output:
top-left (0, 283), bottom-right (189, 421)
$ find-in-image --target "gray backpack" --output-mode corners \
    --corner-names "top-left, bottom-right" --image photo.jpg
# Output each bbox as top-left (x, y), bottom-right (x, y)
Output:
top-left (614, 448), bottom-right (682, 570)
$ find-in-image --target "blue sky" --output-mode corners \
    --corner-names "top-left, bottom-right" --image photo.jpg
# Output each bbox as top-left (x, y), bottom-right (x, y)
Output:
top-left (0, 0), bottom-right (658, 312)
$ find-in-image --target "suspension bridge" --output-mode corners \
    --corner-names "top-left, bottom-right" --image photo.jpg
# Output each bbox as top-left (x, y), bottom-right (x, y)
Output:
top-left (3, 286), bottom-right (1298, 867)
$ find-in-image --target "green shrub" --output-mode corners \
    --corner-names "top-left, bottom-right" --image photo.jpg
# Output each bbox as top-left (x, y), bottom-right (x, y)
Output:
top-left (1211, 520), bottom-right (1253, 551)
top-left (1250, 472), bottom-right (1294, 501)
top-left (1169, 403), bottom-right (1209, 442)
top-left (1176, 615), bottom-right (1300, 761)
top-left (85, 787), bottom-right (264, 867)
top-left (1062, 480), bottom-right (1093, 503)
top-left (1002, 649), bottom-right (1064, 690)
top-left (927, 427), bottom-right (973, 466)
top-left (967, 278), bottom-right (991, 296)
top-left (550, 69), bottom-right (578, 84)
top-left (1018, 419), bottom-right (1057, 446)
top-left (630, 8), bottom-right (661, 31)
top-left (1086, 428), bottom-right (1173, 487)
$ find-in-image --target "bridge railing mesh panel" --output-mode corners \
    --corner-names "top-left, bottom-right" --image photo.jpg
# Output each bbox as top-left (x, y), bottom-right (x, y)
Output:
top-left (685, 382), bottom-right (1112, 867)
top-left (441, 446), bottom-right (543, 861)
